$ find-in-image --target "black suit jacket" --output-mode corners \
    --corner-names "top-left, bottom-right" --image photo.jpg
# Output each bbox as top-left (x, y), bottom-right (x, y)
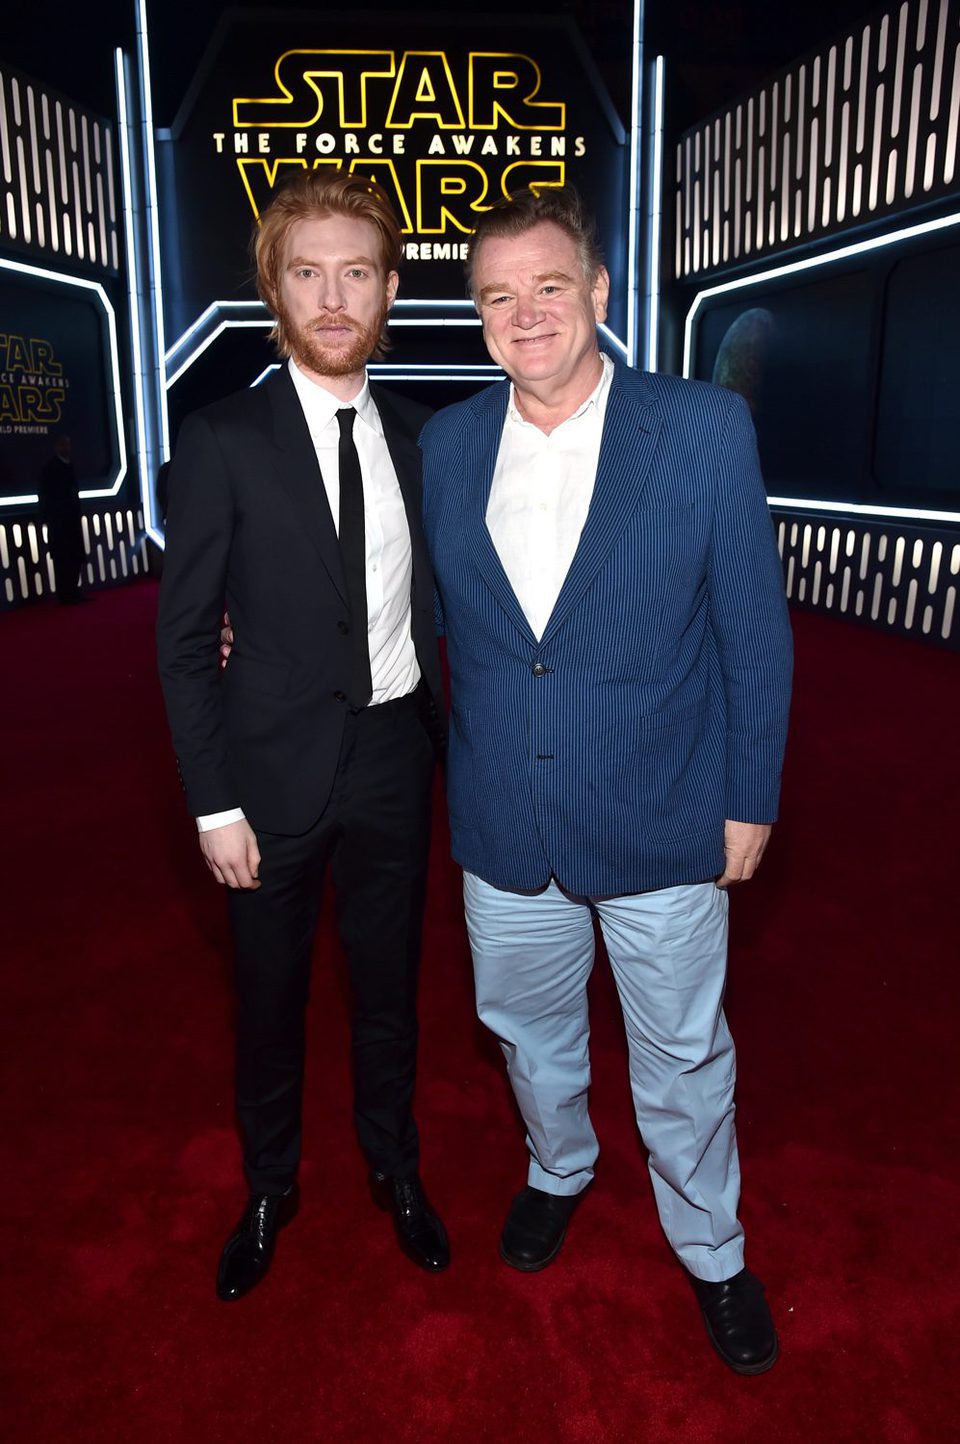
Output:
top-left (156, 367), bottom-right (444, 835)
top-left (38, 455), bottom-right (81, 533)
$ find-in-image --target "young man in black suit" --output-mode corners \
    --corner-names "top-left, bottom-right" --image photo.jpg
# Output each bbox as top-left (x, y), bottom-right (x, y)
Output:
top-left (157, 171), bottom-right (449, 1300)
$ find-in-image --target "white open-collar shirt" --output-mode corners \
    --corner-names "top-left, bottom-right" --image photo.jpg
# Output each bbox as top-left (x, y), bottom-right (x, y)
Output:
top-left (485, 351), bottom-right (614, 641)
top-left (197, 360), bottom-right (419, 833)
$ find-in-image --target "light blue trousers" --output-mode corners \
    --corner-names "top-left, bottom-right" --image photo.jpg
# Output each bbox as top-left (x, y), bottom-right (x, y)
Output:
top-left (463, 874), bottom-right (745, 1282)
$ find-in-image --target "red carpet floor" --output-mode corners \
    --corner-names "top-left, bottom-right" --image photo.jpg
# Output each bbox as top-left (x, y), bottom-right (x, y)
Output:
top-left (1, 582), bottom-right (958, 1442)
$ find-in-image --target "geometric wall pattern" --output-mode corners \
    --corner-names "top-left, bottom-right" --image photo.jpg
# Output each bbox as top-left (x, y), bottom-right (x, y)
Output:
top-left (775, 508), bottom-right (959, 648)
top-left (674, 0), bottom-right (960, 279)
top-left (0, 64), bottom-right (119, 272)
top-left (0, 508), bottom-right (150, 608)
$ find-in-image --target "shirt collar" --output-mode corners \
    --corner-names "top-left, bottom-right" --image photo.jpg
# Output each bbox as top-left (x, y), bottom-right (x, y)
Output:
top-left (287, 357), bottom-right (383, 437)
top-left (506, 350), bottom-right (614, 430)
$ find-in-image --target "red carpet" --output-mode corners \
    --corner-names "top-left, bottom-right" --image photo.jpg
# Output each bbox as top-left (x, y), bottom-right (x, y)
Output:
top-left (2, 582), bottom-right (958, 1441)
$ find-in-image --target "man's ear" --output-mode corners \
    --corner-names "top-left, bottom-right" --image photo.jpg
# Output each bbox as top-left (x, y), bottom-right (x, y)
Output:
top-left (385, 270), bottom-right (400, 308)
top-left (592, 266), bottom-right (610, 325)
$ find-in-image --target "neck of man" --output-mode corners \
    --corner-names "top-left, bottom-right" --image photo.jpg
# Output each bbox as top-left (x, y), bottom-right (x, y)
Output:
top-left (511, 349), bottom-right (604, 435)
top-left (291, 354), bottom-right (367, 404)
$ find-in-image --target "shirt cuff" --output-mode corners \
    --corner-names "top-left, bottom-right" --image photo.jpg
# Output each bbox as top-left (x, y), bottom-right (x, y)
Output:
top-left (196, 808), bottom-right (246, 833)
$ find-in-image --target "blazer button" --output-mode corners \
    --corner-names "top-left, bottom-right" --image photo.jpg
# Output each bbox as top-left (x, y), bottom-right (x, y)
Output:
top-left (531, 662), bottom-right (547, 676)
top-left (333, 690), bottom-right (347, 702)
top-left (337, 620), bottom-right (349, 634)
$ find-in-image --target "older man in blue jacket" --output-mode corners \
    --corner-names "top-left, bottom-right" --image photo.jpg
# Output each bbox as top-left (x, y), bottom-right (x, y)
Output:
top-left (420, 188), bottom-right (792, 1375)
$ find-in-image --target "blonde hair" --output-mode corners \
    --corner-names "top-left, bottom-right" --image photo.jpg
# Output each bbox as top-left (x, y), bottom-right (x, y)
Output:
top-left (253, 169), bottom-right (402, 357)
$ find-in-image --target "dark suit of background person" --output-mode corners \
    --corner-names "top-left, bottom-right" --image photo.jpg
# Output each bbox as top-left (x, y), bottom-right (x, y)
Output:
top-left (156, 172), bottom-right (449, 1300)
top-left (38, 435), bottom-right (85, 603)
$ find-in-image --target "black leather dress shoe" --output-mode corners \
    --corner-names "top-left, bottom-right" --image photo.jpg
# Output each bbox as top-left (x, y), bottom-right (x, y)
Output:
top-left (499, 1185), bottom-right (584, 1272)
top-left (372, 1174), bottom-right (450, 1272)
top-left (216, 1185), bottom-right (299, 1302)
top-left (688, 1267), bottom-right (779, 1374)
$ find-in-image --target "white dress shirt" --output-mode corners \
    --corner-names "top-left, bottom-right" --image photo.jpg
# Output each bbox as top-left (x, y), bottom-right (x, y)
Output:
top-left (197, 359), bottom-right (420, 833)
top-left (485, 352), bottom-right (613, 641)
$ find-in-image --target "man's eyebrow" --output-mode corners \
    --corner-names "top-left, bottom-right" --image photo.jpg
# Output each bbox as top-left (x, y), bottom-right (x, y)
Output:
top-left (478, 270), bottom-right (575, 299)
top-left (286, 254), bottom-right (378, 269)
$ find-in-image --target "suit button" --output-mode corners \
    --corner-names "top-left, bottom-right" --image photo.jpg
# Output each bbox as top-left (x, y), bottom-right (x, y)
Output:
top-left (337, 620), bottom-right (349, 634)
top-left (531, 662), bottom-right (547, 676)
top-left (333, 690), bottom-right (347, 702)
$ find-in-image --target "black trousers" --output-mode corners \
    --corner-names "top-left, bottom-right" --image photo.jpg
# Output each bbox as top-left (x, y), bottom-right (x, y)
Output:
top-left (47, 517), bottom-right (84, 603)
top-left (226, 692), bottom-right (434, 1195)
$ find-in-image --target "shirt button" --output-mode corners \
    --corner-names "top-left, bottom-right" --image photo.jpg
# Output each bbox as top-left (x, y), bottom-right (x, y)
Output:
top-left (531, 662), bottom-right (547, 676)
top-left (333, 690), bottom-right (347, 702)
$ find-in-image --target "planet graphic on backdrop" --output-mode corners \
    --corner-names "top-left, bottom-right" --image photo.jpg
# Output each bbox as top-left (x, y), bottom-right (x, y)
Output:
top-left (712, 308), bottom-right (774, 415)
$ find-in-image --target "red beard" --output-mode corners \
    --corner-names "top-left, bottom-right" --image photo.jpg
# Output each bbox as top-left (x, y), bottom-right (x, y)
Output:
top-left (282, 302), bottom-right (388, 377)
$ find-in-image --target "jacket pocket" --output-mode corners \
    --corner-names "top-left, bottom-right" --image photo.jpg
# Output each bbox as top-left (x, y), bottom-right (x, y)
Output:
top-left (225, 654), bottom-right (292, 700)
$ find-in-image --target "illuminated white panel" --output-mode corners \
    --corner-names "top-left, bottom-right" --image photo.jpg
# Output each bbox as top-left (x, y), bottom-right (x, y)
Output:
top-left (776, 507), bottom-right (957, 641)
top-left (0, 63), bottom-right (118, 273)
top-left (674, 0), bottom-right (960, 277)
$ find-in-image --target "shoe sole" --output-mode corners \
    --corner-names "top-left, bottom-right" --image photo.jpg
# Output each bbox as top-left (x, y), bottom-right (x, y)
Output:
top-left (499, 1229), bottom-right (567, 1273)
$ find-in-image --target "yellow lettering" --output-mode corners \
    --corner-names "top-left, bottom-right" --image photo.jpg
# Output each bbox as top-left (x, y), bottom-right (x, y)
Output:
top-left (385, 52), bottom-right (466, 129)
top-left (416, 159), bottom-right (489, 233)
top-left (235, 51), bottom-right (396, 129)
top-left (469, 53), bottom-right (564, 130)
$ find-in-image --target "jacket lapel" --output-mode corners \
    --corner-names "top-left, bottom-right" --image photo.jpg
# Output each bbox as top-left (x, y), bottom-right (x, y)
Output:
top-left (538, 362), bottom-right (662, 647)
top-left (369, 385), bottom-right (432, 594)
top-left (266, 367), bottom-right (348, 604)
top-left (464, 383), bottom-right (539, 645)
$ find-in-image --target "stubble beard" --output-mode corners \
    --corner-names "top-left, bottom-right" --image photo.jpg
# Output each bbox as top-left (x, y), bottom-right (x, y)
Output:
top-left (284, 301), bottom-right (388, 378)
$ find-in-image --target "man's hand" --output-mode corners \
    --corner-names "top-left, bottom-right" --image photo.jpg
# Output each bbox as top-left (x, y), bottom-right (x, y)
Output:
top-left (219, 611), bottom-right (234, 669)
top-left (716, 820), bottom-right (771, 888)
top-left (199, 818), bottom-right (261, 889)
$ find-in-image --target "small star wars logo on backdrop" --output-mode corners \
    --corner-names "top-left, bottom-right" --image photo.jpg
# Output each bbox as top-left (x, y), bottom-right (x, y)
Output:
top-left (0, 334), bottom-right (70, 436)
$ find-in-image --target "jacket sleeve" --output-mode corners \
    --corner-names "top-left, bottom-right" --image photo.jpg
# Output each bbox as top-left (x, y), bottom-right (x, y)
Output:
top-left (155, 413), bottom-right (238, 817)
top-left (707, 391), bottom-right (793, 823)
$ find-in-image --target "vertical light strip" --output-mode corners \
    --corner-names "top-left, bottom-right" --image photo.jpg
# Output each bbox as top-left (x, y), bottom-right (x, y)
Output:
top-left (136, 0), bottom-right (169, 464)
top-left (115, 48), bottom-right (151, 531)
top-left (645, 55), bottom-right (665, 371)
top-left (627, 0), bottom-right (646, 365)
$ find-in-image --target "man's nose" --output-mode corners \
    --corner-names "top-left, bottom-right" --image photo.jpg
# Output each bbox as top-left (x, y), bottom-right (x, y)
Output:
top-left (513, 294), bottom-right (542, 328)
top-left (316, 276), bottom-right (347, 312)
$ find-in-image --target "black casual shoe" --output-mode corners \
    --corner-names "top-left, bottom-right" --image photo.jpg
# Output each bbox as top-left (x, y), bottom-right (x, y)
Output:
top-left (688, 1267), bottom-right (779, 1375)
top-left (499, 1185), bottom-right (585, 1272)
top-left (372, 1174), bottom-right (450, 1272)
top-left (216, 1185), bottom-right (299, 1302)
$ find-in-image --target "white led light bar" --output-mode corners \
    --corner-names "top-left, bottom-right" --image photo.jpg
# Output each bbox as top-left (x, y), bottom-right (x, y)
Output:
top-left (626, 0), bottom-right (646, 365)
top-left (645, 55), bottom-right (664, 373)
top-left (136, 0), bottom-right (169, 465)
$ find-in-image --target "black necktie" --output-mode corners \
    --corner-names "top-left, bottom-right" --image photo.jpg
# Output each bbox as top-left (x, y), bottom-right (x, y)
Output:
top-left (336, 408), bottom-right (372, 709)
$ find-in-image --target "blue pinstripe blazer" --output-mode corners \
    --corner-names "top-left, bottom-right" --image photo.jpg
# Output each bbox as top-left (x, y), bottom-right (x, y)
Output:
top-left (420, 357), bottom-right (793, 896)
